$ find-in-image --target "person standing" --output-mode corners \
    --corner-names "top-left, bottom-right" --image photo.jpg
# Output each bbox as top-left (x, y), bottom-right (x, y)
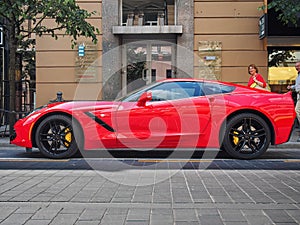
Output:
top-left (247, 64), bottom-right (267, 90)
top-left (287, 61), bottom-right (300, 141)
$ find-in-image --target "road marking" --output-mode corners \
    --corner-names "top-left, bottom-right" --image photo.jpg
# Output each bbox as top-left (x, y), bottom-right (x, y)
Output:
top-left (138, 159), bottom-right (213, 163)
top-left (0, 158), bottom-right (298, 163)
top-left (284, 159), bottom-right (300, 163)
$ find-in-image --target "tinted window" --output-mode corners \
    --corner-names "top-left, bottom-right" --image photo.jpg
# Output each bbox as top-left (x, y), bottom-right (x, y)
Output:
top-left (201, 82), bottom-right (235, 96)
top-left (150, 81), bottom-right (201, 101)
top-left (121, 81), bottom-right (202, 102)
top-left (121, 81), bottom-right (235, 102)
top-left (120, 82), bottom-right (158, 102)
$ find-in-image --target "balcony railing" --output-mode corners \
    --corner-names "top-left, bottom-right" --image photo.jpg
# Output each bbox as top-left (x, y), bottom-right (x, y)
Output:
top-left (114, 1), bottom-right (182, 35)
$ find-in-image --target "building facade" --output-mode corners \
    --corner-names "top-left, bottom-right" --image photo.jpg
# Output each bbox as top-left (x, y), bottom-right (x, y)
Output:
top-left (35, 0), bottom-right (298, 107)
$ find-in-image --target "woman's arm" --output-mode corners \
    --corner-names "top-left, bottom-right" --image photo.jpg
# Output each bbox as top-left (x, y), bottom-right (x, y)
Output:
top-left (253, 74), bottom-right (266, 88)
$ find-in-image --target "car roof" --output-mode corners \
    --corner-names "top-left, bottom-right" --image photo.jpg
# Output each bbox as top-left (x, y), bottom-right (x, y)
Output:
top-left (159, 78), bottom-right (238, 87)
top-left (159, 78), bottom-right (263, 93)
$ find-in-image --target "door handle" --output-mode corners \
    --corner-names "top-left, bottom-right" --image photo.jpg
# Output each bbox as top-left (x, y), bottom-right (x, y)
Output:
top-left (209, 97), bottom-right (215, 103)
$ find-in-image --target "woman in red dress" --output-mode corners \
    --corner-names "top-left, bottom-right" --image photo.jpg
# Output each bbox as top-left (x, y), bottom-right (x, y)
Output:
top-left (247, 64), bottom-right (267, 90)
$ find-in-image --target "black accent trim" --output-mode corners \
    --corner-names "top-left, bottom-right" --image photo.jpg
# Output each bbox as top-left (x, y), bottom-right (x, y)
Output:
top-left (84, 112), bottom-right (115, 132)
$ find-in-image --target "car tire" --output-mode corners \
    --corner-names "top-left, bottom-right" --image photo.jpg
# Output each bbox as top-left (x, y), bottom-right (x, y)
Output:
top-left (35, 114), bottom-right (81, 159)
top-left (222, 113), bottom-right (271, 159)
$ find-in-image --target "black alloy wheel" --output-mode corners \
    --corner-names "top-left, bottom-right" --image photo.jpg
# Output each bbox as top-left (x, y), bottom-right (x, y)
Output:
top-left (35, 114), bottom-right (81, 159)
top-left (222, 113), bottom-right (271, 159)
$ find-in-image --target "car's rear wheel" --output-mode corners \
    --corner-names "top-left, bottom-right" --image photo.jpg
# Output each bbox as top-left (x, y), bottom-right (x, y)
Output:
top-left (222, 113), bottom-right (271, 159)
top-left (35, 115), bottom-right (81, 159)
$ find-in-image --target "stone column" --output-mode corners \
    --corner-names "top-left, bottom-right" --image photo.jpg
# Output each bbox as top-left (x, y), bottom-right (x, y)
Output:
top-left (102, 0), bottom-right (122, 100)
top-left (176, 0), bottom-right (194, 78)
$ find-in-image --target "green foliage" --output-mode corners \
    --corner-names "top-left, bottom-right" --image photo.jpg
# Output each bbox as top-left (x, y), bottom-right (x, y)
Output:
top-left (18, 40), bottom-right (36, 79)
top-left (260, 0), bottom-right (300, 26)
top-left (0, 0), bottom-right (99, 48)
top-left (268, 50), bottom-right (295, 67)
top-left (0, 0), bottom-right (99, 79)
top-left (0, 0), bottom-right (100, 128)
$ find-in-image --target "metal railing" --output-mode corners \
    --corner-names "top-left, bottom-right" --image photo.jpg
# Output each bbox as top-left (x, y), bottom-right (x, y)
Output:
top-left (0, 79), bottom-right (35, 136)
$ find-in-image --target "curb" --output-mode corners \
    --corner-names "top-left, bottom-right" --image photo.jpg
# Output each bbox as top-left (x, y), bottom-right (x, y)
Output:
top-left (1, 140), bottom-right (299, 150)
top-left (1, 127), bottom-right (300, 149)
top-left (0, 137), bottom-right (19, 148)
top-left (270, 143), bottom-right (300, 149)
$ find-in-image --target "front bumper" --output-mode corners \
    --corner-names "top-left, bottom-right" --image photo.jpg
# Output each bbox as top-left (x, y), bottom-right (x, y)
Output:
top-left (9, 121), bottom-right (33, 148)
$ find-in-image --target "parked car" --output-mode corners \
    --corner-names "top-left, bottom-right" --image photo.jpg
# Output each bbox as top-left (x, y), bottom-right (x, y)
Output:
top-left (10, 79), bottom-right (295, 159)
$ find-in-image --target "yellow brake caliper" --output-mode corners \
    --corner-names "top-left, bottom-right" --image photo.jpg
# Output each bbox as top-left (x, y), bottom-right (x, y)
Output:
top-left (64, 128), bottom-right (72, 147)
top-left (233, 131), bottom-right (239, 145)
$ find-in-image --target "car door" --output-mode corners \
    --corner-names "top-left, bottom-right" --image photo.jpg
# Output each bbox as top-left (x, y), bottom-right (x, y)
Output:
top-left (115, 81), bottom-right (212, 149)
top-left (115, 96), bottom-right (180, 148)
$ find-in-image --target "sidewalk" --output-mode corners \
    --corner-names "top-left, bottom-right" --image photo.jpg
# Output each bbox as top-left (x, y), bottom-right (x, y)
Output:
top-left (0, 132), bottom-right (299, 224)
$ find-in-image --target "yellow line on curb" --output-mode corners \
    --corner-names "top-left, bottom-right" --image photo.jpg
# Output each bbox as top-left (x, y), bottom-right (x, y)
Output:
top-left (138, 159), bottom-right (213, 163)
top-left (284, 159), bottom-right (300, 163)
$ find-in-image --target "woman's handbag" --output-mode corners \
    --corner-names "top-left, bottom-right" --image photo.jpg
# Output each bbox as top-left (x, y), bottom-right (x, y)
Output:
top-left (250, 82), bottom-right (271, 91)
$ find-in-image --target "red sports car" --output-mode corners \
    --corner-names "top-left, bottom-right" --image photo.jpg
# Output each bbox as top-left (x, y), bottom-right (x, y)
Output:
top-left (11, 79), bottom-right (295, 159)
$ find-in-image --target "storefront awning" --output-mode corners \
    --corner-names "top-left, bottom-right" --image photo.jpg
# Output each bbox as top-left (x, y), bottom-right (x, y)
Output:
top-left (268, 67), bottom-right (298, 85)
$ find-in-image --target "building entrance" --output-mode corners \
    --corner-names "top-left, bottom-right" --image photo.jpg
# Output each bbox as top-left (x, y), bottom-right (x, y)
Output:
top-left (122, 39), bottom-right (176, 95)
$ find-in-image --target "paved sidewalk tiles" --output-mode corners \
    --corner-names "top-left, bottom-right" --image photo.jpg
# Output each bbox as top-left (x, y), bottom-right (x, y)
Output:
top-left (0, 169), bottom-right (299, 224)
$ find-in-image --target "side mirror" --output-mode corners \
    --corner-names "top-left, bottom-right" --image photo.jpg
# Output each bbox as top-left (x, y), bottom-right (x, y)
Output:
top-left (137, 91), bottom-right (152, 106)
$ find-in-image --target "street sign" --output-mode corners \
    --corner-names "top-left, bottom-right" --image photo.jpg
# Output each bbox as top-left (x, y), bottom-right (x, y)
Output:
top-left (78, 44), bottom-right (85, 57)
top-left (259, 14), bottom-right (267, 39)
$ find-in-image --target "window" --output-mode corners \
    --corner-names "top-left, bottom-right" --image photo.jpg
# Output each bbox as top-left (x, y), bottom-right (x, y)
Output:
top-left (201, 83), bottom-right (235, 96)
top-left (150, 82), bottom-right (201, 101)
top-left (121, 81), bottom-right (201, 102)
top-left (121, 0), bottom-right (176, 26)
top-left (121, 81), bottom-right (235, 102)
top-left (268, 47), bottom-right (300, 94)
top-left (267, 6), bottom-right (300, 36)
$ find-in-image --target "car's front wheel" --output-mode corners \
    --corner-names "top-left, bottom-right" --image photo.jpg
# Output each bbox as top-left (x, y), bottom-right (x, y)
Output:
top-left (222, 113), bottom-right (271, 159)
top-left (35, 114), bottom-right (81, 159)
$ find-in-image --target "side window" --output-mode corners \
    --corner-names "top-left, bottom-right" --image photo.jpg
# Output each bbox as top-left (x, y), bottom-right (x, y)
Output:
top-left (120, 81), bottom-right (235, 102)
top-left (150, 81), bottom-right (202, 101)
top-left (201, 83), bottom-right (235, 96)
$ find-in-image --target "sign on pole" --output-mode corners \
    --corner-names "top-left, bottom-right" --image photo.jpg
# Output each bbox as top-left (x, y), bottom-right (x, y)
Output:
top-left (259, 14), bottom-right (267, 39)
top-left (0, 27), bottom-right (3, 45)
top-left (78, 44), bottom-right (85, 57)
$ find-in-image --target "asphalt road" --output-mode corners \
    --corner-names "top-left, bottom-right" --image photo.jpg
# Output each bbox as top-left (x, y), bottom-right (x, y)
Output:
top-left (0, 146), bottom-right (300, 170)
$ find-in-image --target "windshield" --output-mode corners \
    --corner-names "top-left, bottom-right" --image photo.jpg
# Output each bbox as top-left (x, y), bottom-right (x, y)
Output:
top-left (117, 81), bottom-right (160, 102)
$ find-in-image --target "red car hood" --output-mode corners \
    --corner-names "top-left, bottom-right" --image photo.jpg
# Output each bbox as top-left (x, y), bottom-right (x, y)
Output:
top-left (34, 100), bottom-right (120, 114)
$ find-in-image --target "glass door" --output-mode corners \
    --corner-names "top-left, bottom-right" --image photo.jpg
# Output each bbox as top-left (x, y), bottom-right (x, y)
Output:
top-left (122, 40), bottom-right (175, 95)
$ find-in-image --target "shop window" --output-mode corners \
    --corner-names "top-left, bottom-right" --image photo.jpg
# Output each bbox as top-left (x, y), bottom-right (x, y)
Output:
top-left (121, 0), bottom-right (175, 26)
top-left (268, 48), bottom-right (300, 93)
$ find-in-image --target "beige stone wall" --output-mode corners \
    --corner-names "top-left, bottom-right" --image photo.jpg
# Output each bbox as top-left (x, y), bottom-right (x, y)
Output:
top-left (36, 0), bottom-right (268, 106)
top-left (194, 0), bottom-right (268, 86)
top-left (36, 0), bottom-right (102, 107)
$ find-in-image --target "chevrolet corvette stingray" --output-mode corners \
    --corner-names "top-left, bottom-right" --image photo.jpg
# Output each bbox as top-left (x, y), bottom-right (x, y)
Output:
top-left (10, 79), bottom-right (296, 159)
